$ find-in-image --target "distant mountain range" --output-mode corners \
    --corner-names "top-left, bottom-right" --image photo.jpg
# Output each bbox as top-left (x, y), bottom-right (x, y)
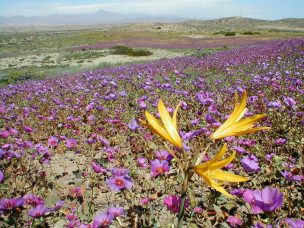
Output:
top-left (0, 9), bottom-right (186, 26)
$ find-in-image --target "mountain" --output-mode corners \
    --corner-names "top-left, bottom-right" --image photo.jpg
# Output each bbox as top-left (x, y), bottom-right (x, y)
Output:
top-left (0, 9), bottom-right (185, 26)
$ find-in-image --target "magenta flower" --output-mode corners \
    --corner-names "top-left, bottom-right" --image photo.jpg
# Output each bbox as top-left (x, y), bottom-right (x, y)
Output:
top-left (163, 195), bottom-right (189, 214)
top-left (0, 130), bottom-right (10, 138)
top-left (48, 136), bottom-right (59, 147)
top-left (284, 218), bottom-right (304, 228)
top-left (139, 198), bottom-right (150, 205)
top-left (0, 197), bottom-right (24, 212)
top-left (274, 138), bottom-right (287, 146)
top-left (28, 204), bottom-right (49, 218)
top-left (241, 154), bottom-right (261, 173)
top-left (23, 194), bottom-right (45, 207)
top-left (66, 138), bottom-right (77, 149)
top-left (0, 171), bottom-right (3, 183)
top-left (92, 212), bottom-right (114, 228)
top-left (226, 215), bottom-right (243, 227)
top-left (193, 207), bottom-right (203, 214)
top-left (91, 162), bottom-right (107, 174)
top-left (106, 176), bottom-right (133, 192)
top-left (150, 159), bottom-right (170, 177)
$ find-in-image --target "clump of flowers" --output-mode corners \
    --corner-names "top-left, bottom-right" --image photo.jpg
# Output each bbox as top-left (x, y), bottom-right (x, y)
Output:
top-left (140, 91), bottom-right (270, 226)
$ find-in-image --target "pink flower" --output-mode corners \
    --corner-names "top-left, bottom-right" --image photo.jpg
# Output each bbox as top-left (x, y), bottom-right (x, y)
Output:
top-left (163, 195), bottom-right (189, 214)
top-left (150, 159), bottom-right (170, 177)
top-left (48, 136), bottom-right (59, 147)
top-left (91, 162), bottom-right (107, 174)
top-left (66, 138), bottom-right (77, 149)
top-left (137, 157), bottom-right (148, 168)
top-left (227, 215), bottom-right (243, 227)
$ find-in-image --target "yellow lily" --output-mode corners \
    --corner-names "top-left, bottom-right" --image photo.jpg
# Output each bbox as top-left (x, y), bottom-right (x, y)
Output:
top-left (192, 144), bottom-right (249, 198)
top-left (140, 99), bottom-right (183, 149)
top-left (210, 91), bottom-right (270, 140)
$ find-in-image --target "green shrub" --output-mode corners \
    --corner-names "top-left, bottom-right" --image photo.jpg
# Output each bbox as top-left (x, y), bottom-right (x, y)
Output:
top-left (224, 32), bottom-right (236, 36)
top-left (111, 45), bottom-right (152, 57)
top-left (241, 31), bottom-right (261, 35)
top-left (111, 45), bottom-right (134, 55)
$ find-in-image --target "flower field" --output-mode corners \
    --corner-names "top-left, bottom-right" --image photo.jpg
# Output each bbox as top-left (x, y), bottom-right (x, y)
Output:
top-left (0, 39), bottom-right (303, 227)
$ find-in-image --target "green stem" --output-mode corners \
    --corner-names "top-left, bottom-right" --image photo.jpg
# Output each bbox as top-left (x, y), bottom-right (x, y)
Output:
top-left (177, 170), bottom-right (189, 228)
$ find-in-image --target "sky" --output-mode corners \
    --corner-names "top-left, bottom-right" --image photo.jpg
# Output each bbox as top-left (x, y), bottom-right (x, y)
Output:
top-left (1, 0), bottom-right (303, 20)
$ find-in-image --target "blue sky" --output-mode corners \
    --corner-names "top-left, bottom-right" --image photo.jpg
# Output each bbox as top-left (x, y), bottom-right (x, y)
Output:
top-left (1, 0), bottom-right (303, 19)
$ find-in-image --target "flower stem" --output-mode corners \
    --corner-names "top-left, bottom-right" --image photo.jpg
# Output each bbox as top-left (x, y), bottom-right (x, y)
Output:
top-left (177, 169), bottom-right (189, 228)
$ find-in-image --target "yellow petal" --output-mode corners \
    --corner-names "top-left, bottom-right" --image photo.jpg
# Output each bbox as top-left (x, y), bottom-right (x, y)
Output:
top-left (208, 144), bottom-right (227, 164)
top-left (144, 111), bottom-right (173, 143)
top-left (228, 126), bottom-right (271, 137)
top-left (210, 170), bottom-right (250, 182)
top-left (158, 100), bottom-right (183, 148)
top-left (172, 102), bottom-right (182, 129)
top-left (208, 151), bottom-right (236, 170)
top-left (196, 172), bottom-right (212, 187)
top-left (193, 164), bottom-right (209, 174)
top-left (213, 114), bottom-right (267, 139)
top-left (213, 91), bottom-right (247, 135)
top-left (210, 180), bottom-right (234, 198)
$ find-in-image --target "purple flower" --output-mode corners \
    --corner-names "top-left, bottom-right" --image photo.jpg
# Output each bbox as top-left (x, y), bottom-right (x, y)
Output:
top-left (231, 188), bottom-right (246, 197)
top-left (274, 138), bottom-right (287, 146)
top-left (92, 212), bottom-right (114, 228)
top-left (265, 153), bottom-right (275, 162)
top-left (0, 130), bottom-right (10, 138)
top-left (243, 187), bottom-right (284, 214)
top-left (205, 114), bottom-right (216, 123)
top-left (155, 150), bottom-right (173, 161)
top-left (0, 197), bottom-right (24, 212)
top-left (66, 138), bottom-right (77, 149)
top-left (50, 200), bottom-right (65, 211)
top-left (226, 215), bottom-right (243, 227)
top-left (280, 171), bottom-right (303, 182)
top-left (150, 159), bottom-right (170, 177)
top-left (110, 167), bottom-right (129, 176)
top-left (241, 154), bottom-right (261, 173)
top-left (284, 218), bottom-right (304, 228)
top-left (106, 176), bottom-right (133, 192)
top-left (23, 194), bottom-right (45, 207)
top-left (233, 146), bottom-right (247, 154)
top-left (28, 204), bottom-right (49, 218)
top-left (0, 171), bottom-right (3, 183)
top-left (91, 162), bottom-right (107, 174)
top-left (137, 157), bottom-right (148, 168)
top-left (48, 136), bottom-right (59, 147)
top-left (128, 118), bottom-right (139, 131)
top-left (23, 126), bottom-right (34, 133)
top-left (107, 207), bottom-right (124, 217)
top-left (253, 187), bottom-right (283, 212)
top-left (283, 96), bottom-right (296, 109)
top-left (163, 195), bottom-right (189, 214)
top-left (267, 101), bottom-right (281, 109)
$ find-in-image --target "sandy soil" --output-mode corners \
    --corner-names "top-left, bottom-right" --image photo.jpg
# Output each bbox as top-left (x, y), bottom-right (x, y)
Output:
top-left (0, 49), bottom-right (186, 70)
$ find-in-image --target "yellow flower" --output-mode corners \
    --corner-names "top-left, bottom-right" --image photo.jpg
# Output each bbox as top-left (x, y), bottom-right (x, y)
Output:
top-left (140, 100), bottom-right (183, 149)
top-left (210, 91), bottom-right (270, 140)
top-left (192, 144), bottom-right (249, 198)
